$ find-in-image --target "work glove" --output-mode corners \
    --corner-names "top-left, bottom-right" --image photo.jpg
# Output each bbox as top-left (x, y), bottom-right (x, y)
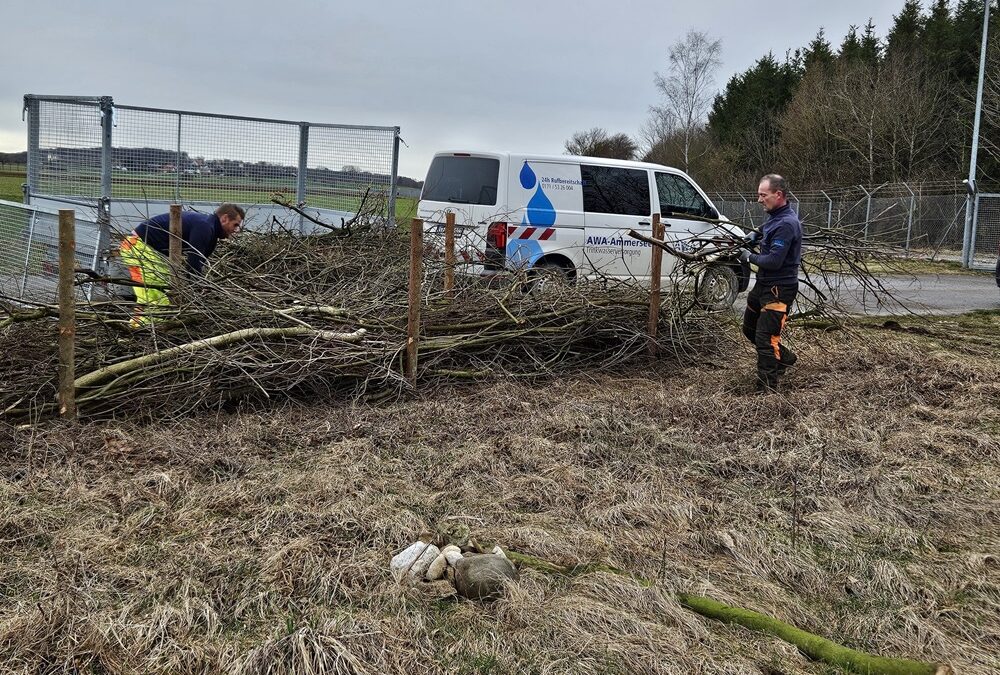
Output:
top-left (742, 230), bottom-right (761, 247)
top-left (737, 248), bottom-right (752, 263)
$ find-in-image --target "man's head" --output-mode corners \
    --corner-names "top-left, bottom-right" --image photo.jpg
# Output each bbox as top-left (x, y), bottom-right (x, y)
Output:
top-left (216, 203), bottom-right (245, 238)
top-left (757, 174), bottom-right (788, 213)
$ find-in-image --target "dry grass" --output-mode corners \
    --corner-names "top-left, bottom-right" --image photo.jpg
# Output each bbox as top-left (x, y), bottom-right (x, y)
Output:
top-left (2, 311), bottom-right (999, 674)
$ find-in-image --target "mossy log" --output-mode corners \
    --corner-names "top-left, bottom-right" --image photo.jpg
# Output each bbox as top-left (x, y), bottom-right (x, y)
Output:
top-left (676, 594), bottom-right (947, 675)
top-left (503, 548), bottom-right (946, 675)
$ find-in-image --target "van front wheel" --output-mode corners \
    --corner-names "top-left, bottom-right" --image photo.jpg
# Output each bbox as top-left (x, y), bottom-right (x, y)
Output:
top-left (696, 264), bottom-right (739, 310)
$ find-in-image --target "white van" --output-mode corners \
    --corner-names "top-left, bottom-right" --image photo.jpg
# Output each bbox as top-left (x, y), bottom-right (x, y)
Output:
top-left (416, 151), bottom-right (750, 307)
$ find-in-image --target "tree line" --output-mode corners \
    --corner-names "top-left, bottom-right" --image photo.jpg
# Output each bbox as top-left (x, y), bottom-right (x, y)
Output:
top-left (566, 0), bottom-right (1000, 192)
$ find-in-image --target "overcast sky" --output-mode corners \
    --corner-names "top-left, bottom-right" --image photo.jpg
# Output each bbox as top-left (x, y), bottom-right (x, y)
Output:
top-left (4, 0), bottom-right (907, 179)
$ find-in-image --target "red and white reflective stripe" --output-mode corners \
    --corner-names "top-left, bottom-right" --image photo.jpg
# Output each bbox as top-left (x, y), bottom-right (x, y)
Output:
top-left (508, 225), bottom-right (556, 241)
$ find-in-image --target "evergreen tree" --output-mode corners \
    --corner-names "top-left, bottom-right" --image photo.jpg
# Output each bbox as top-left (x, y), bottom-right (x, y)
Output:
top-left (839, 25), bottom-right (866, 62)
top-left (921, 0), bottom-right (955, 69)
top-left (953, 0), bottom-right (989, 84)
top-left (707, 53), bottom-right (800, 174)
top-left (804, 28), bottom-right (836, 72)
top-left (860, 19), bottom-right (883, 65)
top-left (886, 0), bottom-right (926, 60)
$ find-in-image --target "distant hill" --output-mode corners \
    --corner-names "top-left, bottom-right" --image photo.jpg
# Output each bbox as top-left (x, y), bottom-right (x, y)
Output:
top-left (1, 151), bottom-right (27, 166)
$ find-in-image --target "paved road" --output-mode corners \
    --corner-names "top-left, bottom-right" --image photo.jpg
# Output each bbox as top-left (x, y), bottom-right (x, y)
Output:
top-left (751, 273), bottom-right (1000, 316)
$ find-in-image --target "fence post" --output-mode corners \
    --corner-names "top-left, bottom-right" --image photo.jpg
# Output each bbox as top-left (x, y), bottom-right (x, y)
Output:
top-left (58, 209), bottom-right (76, 420)
top-left (647, 213), bottom-right (663, 357)
top-left (174, 113), bottom-right (183, 202)
top-left (820, 190), bottom-right (832, 230)
top-left (444, 211), bottom-right (456, 299)
top-left (19, 209), bottom-right (39, 301)
top-left (169, 204), bottom-right (183, 304)
top-left (406, 218), bottom-right (423, 383)
top-left (859, 185), bottom-right (872, 240)
top-left (961, 189), bottom-right (976, 267)
top-left (388, 128), bottom-right (401, 227)
top-left (903, 183), bottom-right (915, 252)
top-left (98, 96), bottom-right (114, 278)
top-left (297, 123), bottom-right (309, 234)
top-left (969, 193), bottom-right (982, 266)
top-left (24, 96), bottom-right (40, 205)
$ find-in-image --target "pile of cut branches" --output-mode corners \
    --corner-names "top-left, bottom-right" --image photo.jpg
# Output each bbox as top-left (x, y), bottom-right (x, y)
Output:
top-left (0, 212), bottom-right (733, 421)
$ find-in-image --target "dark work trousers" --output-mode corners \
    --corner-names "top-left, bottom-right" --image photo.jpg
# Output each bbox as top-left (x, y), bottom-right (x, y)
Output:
top-left (742, 282), bottom-right (798, 390)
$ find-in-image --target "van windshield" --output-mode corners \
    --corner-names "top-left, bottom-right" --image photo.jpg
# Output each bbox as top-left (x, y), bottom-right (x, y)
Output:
top-left (421, 156), bottom-right (500, 206)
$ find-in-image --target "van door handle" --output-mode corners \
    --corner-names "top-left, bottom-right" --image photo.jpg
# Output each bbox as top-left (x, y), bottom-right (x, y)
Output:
top-left (637, 220), bottom-right (651, 226)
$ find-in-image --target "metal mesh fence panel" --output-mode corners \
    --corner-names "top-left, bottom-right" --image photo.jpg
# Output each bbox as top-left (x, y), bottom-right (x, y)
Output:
top-left (111, 107), bottom-right (185, 203)
top-left (306, 125), bottom-right (397, 213)
top-left (25, 94), bottom-right (400, 237)
top-left (175, 113), bottom-right (300, 206)
top-left (30, 98), bottom-right (104, 203)
top-left (972, 194), bottom-right (1000, 267)
top-left (0, 201), bottom-right (100, 303)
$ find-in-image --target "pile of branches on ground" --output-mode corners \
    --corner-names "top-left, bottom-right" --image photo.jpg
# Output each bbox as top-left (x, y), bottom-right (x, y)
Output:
top-left (0, 212), bottom-right (734, 421)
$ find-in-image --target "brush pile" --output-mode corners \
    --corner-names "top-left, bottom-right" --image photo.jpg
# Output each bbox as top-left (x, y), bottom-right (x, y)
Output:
top-left (0, 212), bottom-right (733, 420)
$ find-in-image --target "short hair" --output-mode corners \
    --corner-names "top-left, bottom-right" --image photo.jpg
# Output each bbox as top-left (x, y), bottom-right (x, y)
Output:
top-left (216, 203), bottom-right (245, 220)
top-left (761, 174), bottom-right (788, 196)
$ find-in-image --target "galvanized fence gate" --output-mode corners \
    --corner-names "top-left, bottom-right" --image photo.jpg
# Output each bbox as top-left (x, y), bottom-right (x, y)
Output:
top-left (0, 200), bottom-right (102, 304)
top-left (970, 193), bottom-right (1000, 268)
top-left (14, 94), bottom-right (401, 303)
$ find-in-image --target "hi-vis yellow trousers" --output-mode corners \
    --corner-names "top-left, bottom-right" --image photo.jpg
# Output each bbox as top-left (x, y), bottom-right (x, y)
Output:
top-left (119, 234), bottom-right (171, 328)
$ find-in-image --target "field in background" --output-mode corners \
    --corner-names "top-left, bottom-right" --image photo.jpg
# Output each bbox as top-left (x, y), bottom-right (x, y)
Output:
top-left (0, 165), bottom-right (419, 222)
top-left (0, 166), bottom-right (25, 202)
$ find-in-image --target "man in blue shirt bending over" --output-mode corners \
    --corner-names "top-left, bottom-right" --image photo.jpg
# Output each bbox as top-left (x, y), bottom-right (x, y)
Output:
top-left (737, 174), bottom-right (802, 393)
top-left (119, 203), bottom-right (244, 327)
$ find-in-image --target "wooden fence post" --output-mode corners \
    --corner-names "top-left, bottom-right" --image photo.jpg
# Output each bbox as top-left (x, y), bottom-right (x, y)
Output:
top-left (444, 211), bottom-right (456, 299)
top-left (406, 218), bottom-right (423, 383)
top-left (647, 213), bottom-right (664, 357)
top-left (58, 209), bottom-right (76, 419)
top-left (169, 203), bottom-right (183, 304)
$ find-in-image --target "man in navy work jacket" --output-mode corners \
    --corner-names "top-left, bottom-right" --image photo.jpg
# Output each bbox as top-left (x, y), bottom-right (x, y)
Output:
top-left (119, 203), bottom-right (244, 327)
top-left (737, 174), bottom-right (802, 393)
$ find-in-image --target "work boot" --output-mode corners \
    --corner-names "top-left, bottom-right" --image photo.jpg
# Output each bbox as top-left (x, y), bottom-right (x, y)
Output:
top-left (776, 348), bottom-right (797, 374)
top-left (755, 373), bottom-right (779, 394)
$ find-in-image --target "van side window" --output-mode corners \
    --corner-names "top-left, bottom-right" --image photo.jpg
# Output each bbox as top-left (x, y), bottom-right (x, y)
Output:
top-left (581, 165), bottom-right (651, 216)
top-left (655, 173), bottom-right (712, 218)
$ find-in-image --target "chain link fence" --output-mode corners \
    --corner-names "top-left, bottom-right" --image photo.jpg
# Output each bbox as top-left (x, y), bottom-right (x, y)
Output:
top-left (711, 183), bottom-right (982, 264)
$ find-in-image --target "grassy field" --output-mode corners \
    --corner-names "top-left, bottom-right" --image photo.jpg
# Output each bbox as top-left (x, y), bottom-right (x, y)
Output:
top-left (0, 166), bottom-right (25, 202)
top-left (1, 309), bottom-right (998, 673)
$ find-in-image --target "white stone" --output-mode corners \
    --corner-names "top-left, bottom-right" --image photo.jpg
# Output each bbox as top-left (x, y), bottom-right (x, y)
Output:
top-left (390, 541), bottom-right (441, 581)
top-left (425, 553), bottom-right (448, 580)
top-left (491, 545), bottom-right (508, 560)
top-left (442, 545), bottom-right (464, 566)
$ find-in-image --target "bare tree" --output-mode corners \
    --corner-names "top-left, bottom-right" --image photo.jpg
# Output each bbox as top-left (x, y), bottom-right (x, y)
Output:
top-left (564, 127), bottom-right (638, 160)
top-left (650, 30), bottom-right (723, 173)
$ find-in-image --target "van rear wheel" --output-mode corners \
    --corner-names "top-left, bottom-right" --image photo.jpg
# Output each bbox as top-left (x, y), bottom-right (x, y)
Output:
top-left (696, 264), bottom-right (739, 310)
top-left (526, 261), bottom-right (575, 295)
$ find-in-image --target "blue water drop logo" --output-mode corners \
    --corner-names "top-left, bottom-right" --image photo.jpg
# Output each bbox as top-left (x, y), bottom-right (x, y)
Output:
top-left (527, 185), bottom-right (556, 227)
top-left (519, 162), bottom-right (536, 190)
